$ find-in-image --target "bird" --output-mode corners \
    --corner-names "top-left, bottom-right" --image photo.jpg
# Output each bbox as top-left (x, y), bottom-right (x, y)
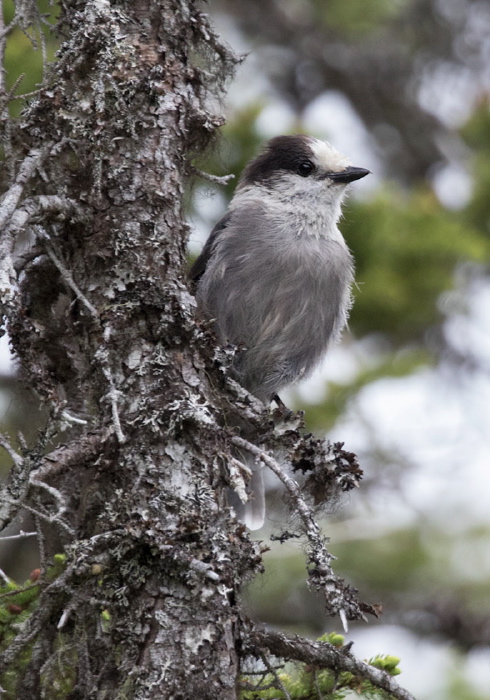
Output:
top-left (190, 134), bottom-right (369, 528)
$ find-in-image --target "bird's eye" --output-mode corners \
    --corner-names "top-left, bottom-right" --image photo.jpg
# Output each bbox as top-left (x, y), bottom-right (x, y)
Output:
top-left (297, 160), bottom-right (314, 177)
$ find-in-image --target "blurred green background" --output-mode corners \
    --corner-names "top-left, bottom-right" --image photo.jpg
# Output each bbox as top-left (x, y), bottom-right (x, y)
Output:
top-left (2, 1), bottom-right (490, 697)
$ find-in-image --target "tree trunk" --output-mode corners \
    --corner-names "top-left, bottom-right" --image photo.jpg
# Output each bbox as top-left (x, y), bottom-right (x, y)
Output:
top-left (1, 1), bottom-right (257, 697)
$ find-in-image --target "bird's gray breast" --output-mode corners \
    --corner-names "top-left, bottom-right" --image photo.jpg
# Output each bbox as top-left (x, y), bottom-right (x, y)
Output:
top-left (197, 203), bottom-right (354, 399)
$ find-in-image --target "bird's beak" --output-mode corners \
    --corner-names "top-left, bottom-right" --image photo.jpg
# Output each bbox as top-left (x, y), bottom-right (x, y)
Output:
top-left (328, 166), bottom-right (371, 184)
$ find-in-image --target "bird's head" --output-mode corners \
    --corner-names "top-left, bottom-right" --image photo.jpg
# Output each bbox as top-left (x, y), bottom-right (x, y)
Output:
top-left (238, 134), bottom-right (370, 210)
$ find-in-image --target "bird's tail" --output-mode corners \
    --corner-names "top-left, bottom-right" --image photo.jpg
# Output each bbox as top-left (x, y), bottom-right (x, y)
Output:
top-left (228, 448), bottom-right (265, 530)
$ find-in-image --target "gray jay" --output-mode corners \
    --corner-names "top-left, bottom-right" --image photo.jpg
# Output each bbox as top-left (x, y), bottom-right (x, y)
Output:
top-left (190, 134), bottom-right (369, 527)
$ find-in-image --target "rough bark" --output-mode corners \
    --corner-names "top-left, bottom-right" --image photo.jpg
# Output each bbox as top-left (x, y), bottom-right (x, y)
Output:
top-left (1, 1), bottom-right (253, 697)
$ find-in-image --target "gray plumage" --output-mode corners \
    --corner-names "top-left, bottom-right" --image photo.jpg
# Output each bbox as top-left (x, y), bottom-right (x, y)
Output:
top-left (190, 134), bottom-right (369, 527)
top-left (197, 202), bottom-right (353, 401)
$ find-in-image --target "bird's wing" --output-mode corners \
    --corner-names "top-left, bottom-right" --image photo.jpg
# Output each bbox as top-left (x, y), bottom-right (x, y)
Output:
top-left (188, 212), bottom-right (232, 286)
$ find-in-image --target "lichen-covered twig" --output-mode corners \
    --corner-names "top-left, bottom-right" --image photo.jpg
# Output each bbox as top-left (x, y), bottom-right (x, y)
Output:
top-left (96, 341), bottom-right (126, 444)
top-left (36, 227), bottom-right (98, 321)
top-left (0, 431), bottom-right (75, 537)
top-left (28, 477), bottom-right (73, 533)
top-left (231, 435), bottom-right (365, 626)
top-left (251, 628), bottom-right (416, 700)
top-left (0, 530), bottom-right (37, 542)
top-left (5, 195), bottom-right (86, 240)
top-left (258, 648), bottom-right (292, 700)
top-left (0, 147), bottom-right (55, 301)
top-left (36, 229), bottom-right (125, 443)
top-left (0, 146), bottom-right (53, 231)
top-left (192, 167), bottom-right (235, 186)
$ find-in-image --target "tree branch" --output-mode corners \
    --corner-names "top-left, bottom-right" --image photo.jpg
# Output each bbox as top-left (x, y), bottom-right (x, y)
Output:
top-left (0, 146), bottom-right (53, 231)
top-left (192, 167), bottom-right (235, 186)
top-left (251, 628), bottom-right (416, 700)
top-left (5, 195), bottom-right (86, 240)
top-left (231, 435), bottom-right (366, 626)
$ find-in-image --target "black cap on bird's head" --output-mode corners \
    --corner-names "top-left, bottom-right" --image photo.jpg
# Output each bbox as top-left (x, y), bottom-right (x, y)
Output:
top-left (239, 134), bottom-right (370, 189)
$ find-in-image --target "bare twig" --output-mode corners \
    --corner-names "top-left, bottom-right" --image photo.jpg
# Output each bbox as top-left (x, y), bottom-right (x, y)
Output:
top-left (0, 437), bottom-right (31, 534)
top-left (0, 433), bottom-right (23, 467)
top-left (0, 73), bottom-right (26, 112)
top-left (34, 230), bottom-right (125, 444)
top-left (0, 418), bottom-right (68, 536)
top-left (37, 231), bottom-right (98, 321)
top-left (259, 649), bottom-right (292, 700)
top-left (0, 530), bottom-right (37, 542)
top-left (0, 10), bottom-right (21, 41)
top-left (22, 503), bottom-right (74, 536)
top-left (0, 584), bottom-right (39, 600)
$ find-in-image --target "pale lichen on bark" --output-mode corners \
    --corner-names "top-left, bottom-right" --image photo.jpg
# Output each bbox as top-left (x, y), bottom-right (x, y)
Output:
top-left (0, 1), bottom-right (252, 697)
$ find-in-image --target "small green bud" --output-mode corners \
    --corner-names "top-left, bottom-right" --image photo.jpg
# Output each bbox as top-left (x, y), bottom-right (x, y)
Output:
top-left (328, 633), bottom-right (345, 647)
top-left (384, 655), bottom-right (401, 670)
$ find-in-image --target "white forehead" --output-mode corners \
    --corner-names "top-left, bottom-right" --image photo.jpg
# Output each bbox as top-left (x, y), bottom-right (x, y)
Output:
top-left (308, 138), bottom-right (351, 172)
